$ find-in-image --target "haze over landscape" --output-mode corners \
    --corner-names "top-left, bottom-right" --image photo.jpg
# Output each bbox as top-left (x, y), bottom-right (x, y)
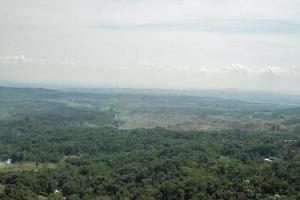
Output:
top-left (1, 0), bottom-right (300, 91)
top-left (1, 1), bottom-right (300, 199)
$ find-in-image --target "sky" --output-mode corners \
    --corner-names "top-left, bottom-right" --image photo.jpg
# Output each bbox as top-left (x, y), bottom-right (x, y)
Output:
top-left (0, 0), bottom-right (300, 92)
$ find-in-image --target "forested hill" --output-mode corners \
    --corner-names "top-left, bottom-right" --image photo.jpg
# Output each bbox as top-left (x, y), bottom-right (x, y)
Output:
top-left (0, 86), bottom-right (299, 199)
top-left (1, 86), bottom-right (300, 129)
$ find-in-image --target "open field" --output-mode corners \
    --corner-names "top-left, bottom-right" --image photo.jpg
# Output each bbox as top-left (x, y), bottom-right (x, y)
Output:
top-left (0, 162), bottom-right (56, 173)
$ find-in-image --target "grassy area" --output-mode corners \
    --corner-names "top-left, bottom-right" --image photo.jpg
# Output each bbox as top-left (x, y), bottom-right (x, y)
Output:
top-left (44, 99), bottom-right (95, 109)
top-left (0, 162), bottom-right (56, 172)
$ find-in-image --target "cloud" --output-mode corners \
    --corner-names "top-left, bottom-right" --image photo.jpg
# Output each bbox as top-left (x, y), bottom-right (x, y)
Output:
top-left (109, 66), bottom-right (129, 71)
top-left (59, 61), bottom-right (77, 67)
top-left (140, 61), bottom-right (192, 72)
top-left (291, 65), bottom-right (300, 75)
top-left (2, 0), bottom-right (299, 34)
top-left (137, 62), bottom-right (300, 80)
top-left (91, 0), bottom-right (300, 26)
top-left (221, 63), bottom-right (251, 74)
top-left (195, 66), bottom-right (208, 73)
top-left (96, 19), bottom-right (300, 35)
top-left (139, 61), bottom-right (166, 71)
top-left (259, 66), bottom-right (285, 75)
top-left (0, 1), bottom-right (299, 92)
top-left (0, 54), bottom-right (45, 65)
top-left (258, 65), bottom-right (300, 78)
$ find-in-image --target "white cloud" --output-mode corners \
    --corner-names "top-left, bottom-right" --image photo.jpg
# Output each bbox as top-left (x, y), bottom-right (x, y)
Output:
top-left (140, 61), bottom-right (168, 71)
top-left (221, 64), bottom-right (251, 74)
top-left (258, 65), bottom-right (300, 79)
top-left (197, 67), bottom-right (208, 73)
top-left (0, 54), bottom-right (45, 65)
top-left (0, 1), bottom-right (300, 92)
top-left (59, 61), bottom-right (77, 67)
top-left (86, 0), bottom-right (300, 27)
top-left (290, 65), bottom-right (300, 74)
top-left (258, 66), bottom-right (291, 79)
top-left (109, 66), bottom-right (129, 71)
top-left (140, 61), bottom-right (192, 72)
top-left (137, 62), bottom-right (300, 80)
top-left (2, 0), bottom-right (299, 32)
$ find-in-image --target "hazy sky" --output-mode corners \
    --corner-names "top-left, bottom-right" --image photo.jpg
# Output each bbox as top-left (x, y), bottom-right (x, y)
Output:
top-left (0, 0), bottom-right (300, 91)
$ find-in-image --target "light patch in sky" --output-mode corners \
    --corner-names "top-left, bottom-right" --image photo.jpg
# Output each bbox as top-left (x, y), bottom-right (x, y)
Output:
top-left (0, 0), bottom-right (299, 92)
top-left (0, 54), bottom-right (45, 65)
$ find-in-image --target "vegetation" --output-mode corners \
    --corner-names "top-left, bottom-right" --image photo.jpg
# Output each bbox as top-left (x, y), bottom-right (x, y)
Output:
top-left (0, 86), bottom-right (299, 199)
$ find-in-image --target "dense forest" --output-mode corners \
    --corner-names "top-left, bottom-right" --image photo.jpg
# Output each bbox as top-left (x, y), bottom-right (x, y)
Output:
top-left (0, 87), bottom-right (299, 199)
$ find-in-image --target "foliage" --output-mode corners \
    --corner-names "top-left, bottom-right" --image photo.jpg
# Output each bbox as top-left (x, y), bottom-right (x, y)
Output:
top-left (0, 86), bottom-right (299, 199)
